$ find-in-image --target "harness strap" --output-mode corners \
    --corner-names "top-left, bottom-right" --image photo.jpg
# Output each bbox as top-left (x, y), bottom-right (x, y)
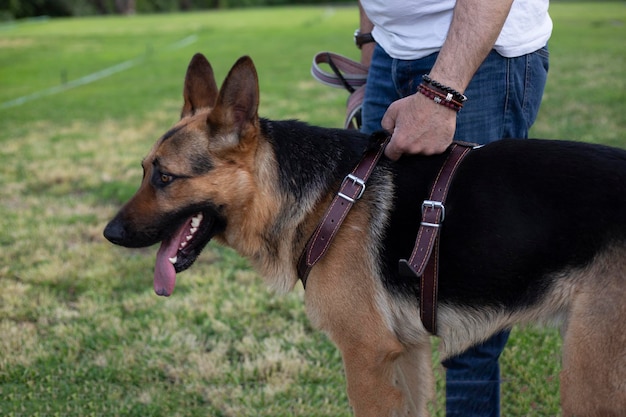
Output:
top-left (399, 142), bottom-right (475, 335)
top-left (297, 134), bottom-right (390, 287)
top-left (311, 52), bottom-right (368, 90)
top-left (297, 138), bottom-right (474, 336)
top-left (311, 52), bottom-right (368, 130)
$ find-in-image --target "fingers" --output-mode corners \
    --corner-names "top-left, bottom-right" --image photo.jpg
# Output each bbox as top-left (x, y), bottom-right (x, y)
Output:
top-left (380, 104), bottom-right (401, 160)
top-left (380, 94), bottom-right (457, 160)
top-left (384, 141), bottom-right (403, 161)
top-left (384, 133), bottom-right (452, 160)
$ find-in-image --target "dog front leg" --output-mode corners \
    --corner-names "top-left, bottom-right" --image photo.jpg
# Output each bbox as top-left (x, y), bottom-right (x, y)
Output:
top-left (341, 343), bottom-right (404, 417)
top-left (307, 291), bottom-right (429, 416)
top-left (338, 341), bottom-right (431, 417)
top-left (393, 342), bottom-right (435, 416)
top-left (303, 245), bottom-right (433, 416)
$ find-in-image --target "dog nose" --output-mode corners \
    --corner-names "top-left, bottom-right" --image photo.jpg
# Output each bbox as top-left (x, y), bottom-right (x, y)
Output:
top-left (103, 218), bottom-right (126, 245)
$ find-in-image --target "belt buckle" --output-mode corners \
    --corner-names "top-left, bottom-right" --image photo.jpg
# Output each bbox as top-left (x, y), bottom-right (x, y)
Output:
top-left (338, 174), bottom-right (366, 203)
top-left (421, 200), bottom-right (445, 226)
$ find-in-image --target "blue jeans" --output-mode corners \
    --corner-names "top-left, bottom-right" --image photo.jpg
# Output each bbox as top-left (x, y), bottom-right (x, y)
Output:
top-left (361, 44), bottom-right (549, 417)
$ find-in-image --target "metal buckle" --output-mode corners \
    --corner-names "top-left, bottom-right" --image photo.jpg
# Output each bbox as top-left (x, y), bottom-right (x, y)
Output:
top-left (422, 200), bottom-right (445, 222)
top-left (338, 174), bottom-right (366, 203)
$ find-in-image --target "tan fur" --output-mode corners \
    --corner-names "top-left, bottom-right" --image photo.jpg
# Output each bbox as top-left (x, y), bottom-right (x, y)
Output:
top-left (306, 239), bottom-right (407, 415)
top-left (559, 247), bottom-right (626, 417)
top-left (107, 55), bottom-right (626, 417)
top-left (300, 194), bottom-right (436, 416)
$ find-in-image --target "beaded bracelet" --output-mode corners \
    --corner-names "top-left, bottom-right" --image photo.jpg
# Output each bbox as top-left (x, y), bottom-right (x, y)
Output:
top-left (422, 74), bottom-right (468, 104)
top-left (417, 83), bottom-right (463, 112)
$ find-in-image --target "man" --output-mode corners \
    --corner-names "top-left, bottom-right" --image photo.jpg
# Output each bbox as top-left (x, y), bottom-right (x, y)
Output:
top-left (356, 0), bottom-right (551, 415)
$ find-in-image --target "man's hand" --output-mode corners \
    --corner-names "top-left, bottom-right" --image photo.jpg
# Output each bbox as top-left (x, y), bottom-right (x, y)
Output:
top-left (375, 0), bottom-right (513, 160)
top-left (381, 92), bottom-right (457, 160)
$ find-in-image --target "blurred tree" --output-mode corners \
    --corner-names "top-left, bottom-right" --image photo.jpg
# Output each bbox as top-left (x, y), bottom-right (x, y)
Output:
top-left (0, 0), bottom-right (355, 19)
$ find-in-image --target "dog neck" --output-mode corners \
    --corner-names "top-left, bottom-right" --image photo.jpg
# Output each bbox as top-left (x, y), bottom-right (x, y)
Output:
top-left (245, 118), bottom-right (371, 292)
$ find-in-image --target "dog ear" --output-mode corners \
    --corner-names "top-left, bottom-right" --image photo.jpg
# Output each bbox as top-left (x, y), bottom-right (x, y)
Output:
top-left (207, 56), bottom-right (259, 136)
top-left (181, 53), bottom-right (219, 118)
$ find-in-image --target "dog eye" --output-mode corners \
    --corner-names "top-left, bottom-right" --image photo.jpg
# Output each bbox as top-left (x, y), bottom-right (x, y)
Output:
top-left (151, 169), bottom-right (176, 188)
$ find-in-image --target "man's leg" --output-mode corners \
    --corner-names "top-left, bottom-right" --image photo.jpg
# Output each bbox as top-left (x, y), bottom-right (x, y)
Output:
top-left (443, 331), bottom-right (510, 417)
top-left (362, 45), bottom-right (549, 417)
top-left (361, 44), bottom-right (399, 135)
top-left (364, 48), bottom-right (515, 416)
top-left (445, 47), bottom-right (549, 417)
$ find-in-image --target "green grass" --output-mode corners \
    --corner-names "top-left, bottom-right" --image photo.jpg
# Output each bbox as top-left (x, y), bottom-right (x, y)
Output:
top-left (0, 3), bottom-right (624, 416)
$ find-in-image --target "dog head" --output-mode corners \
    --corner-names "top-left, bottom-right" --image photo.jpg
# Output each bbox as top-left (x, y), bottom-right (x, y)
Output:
top-left (104, 54), bottom-right (268, 296)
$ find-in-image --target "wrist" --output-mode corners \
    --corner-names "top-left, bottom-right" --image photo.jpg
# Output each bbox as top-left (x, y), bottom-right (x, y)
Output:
top-left (416, 76), bottom-right (467, 112)
top-left (425, 66), bottom-right (469, 96)
top-left (422, 75), bottom-right (467, 104)
top-left (354, 29), bottom-right (375, 49)
top-left (411, 92), bottom-right (459, 128)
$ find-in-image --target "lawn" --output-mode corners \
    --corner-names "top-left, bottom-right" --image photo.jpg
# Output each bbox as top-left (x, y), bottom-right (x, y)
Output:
top-left (0, 3), bottom-right (624, 416)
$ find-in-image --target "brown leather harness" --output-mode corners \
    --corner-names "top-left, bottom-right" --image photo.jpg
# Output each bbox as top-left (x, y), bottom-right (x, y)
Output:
top-left (297, 138), bottom-right (475, 335)
top-left (398, 142), bottom-right (474, 334)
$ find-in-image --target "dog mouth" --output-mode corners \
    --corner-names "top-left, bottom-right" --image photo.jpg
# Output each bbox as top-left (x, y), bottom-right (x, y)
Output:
top-left (154, 211), bottom-right (221, 297)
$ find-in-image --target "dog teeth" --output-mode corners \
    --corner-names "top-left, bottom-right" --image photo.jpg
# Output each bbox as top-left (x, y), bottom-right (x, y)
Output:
top-left (169, 256), bottom-right (177, 264)
top-left (191, 213), bottom-right (203, 228)
top-left (177, 213), bottom-right (203, 252)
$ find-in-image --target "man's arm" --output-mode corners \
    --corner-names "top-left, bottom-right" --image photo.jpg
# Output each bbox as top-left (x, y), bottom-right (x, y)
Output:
top-left (358, 1), bottom-right (376, 66)
top-left (382, 0), bottom-right (514, 159)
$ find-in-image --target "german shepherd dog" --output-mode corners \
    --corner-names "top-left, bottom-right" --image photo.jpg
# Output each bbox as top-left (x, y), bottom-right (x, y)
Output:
top-left (104, 54), bottom-right (626, 416)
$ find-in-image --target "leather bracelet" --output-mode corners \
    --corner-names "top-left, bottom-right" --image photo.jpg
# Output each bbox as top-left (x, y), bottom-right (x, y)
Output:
top-left (419, 84), bottom-right (464, 107)
top-left (422, 74), bottom-right (467, 103)
top-left (417, 84), bottom-right (463, 112)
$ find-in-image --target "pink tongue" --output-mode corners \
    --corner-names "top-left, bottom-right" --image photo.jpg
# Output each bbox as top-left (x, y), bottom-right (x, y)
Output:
top-left (154, 220), bottom-right (190, 297)
top-left (154, 238), bottom-right (178, 296)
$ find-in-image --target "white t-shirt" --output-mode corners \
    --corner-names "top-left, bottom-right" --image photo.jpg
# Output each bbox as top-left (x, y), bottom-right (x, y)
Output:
top-left (361, 0), bottom-right (552, 60)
